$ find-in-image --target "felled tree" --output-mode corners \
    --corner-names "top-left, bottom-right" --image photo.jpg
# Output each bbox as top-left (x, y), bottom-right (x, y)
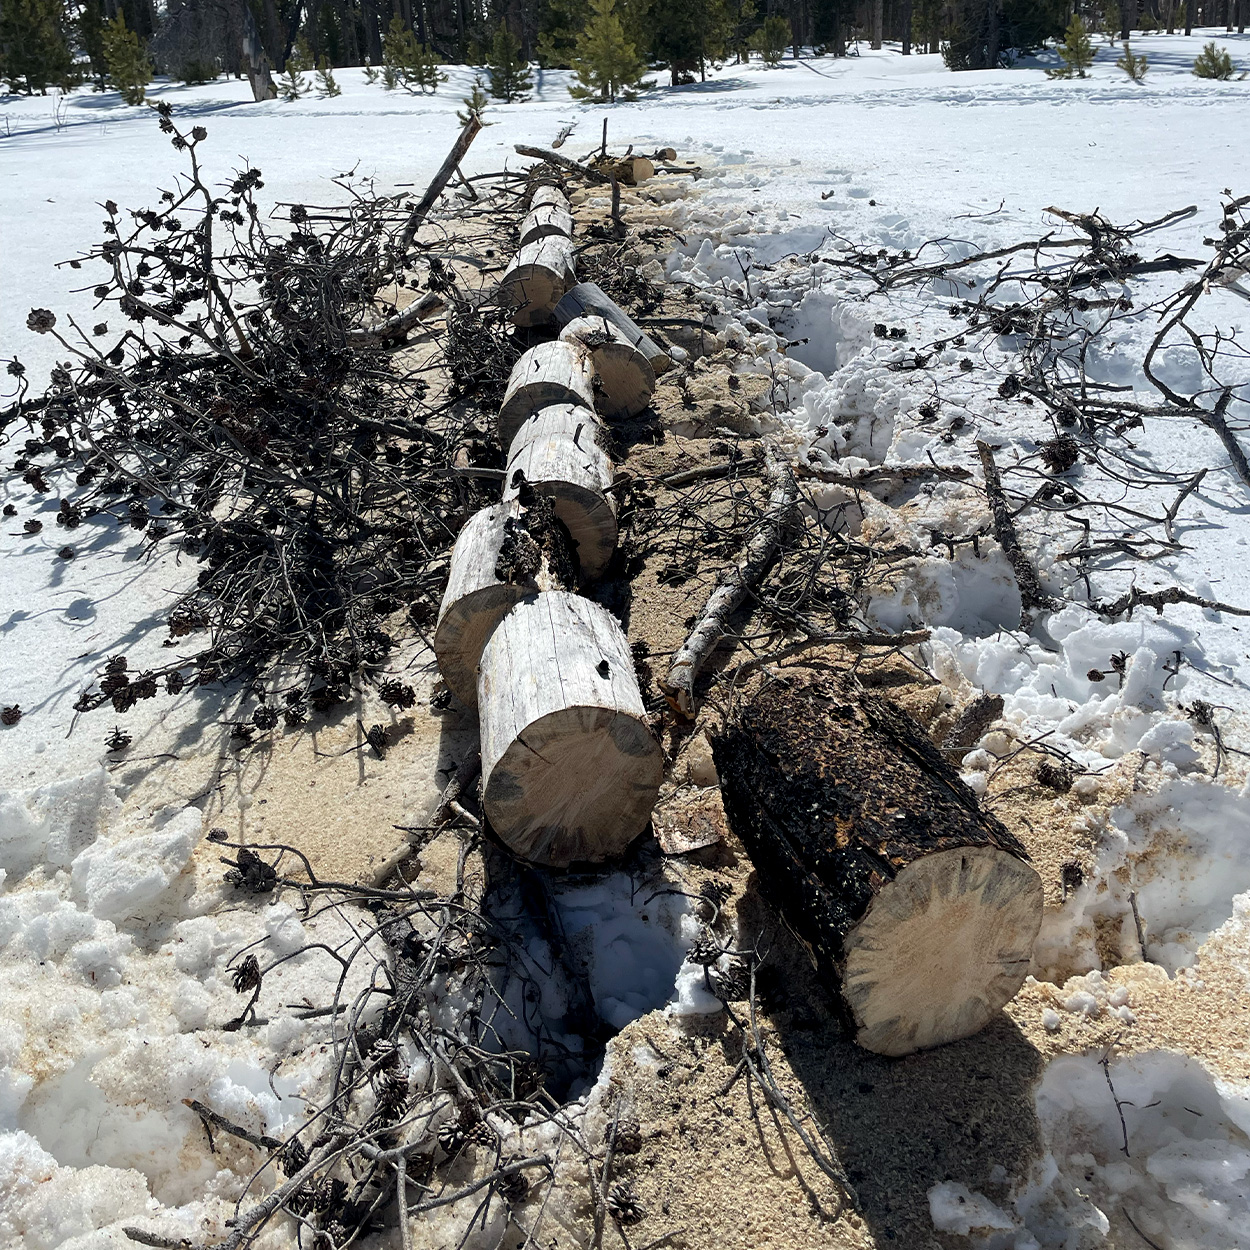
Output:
top-left (1116, 40), bottom-right (1148, 81)
top-left (102, 12), bottom-right (152, 105)
top-left (1046, 15), bottom-right (1095, 79)
top-left (569, 0), bottom-right (649, 103)
top-left (1192, 41), bottom-right (1235, 80)
top-left (486, 21), bottom-right (532, 102)
top-left (0, 0), bottom-right (72, 95)
top-left (750, 14), bottom-right (791, 64)
top-left (382, 15), bottom-right (446, 94)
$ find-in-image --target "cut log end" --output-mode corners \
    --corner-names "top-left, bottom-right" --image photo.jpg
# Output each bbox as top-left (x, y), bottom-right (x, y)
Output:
top-left (483, 705), bottom-right (662, 866)
top-left (842, 845), bottom-right (1043, 1057)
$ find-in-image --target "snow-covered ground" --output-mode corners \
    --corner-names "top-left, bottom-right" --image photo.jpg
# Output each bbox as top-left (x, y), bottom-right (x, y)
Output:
top-left (3, 30), bottom-right (1250, 1250)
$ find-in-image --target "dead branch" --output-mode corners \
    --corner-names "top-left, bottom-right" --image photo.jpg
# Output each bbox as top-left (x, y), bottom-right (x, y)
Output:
top-left (398, 115), bottom-right (484, 253)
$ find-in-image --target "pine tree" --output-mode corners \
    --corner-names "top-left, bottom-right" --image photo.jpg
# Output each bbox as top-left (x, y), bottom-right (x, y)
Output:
top-left (458, 74), bottom-right (491, 124)
top-left (0, 0), bottom-right (72, 95)
top-left (381, 15), bottom-right (445, 94)
top-left (316, 54), bottom-right (341, 97)
top-left (486, 21), bottom-right (532, 101)
top-left (79, 0), bottom-right (108, 88)
top-left (101, 12), bottom-right (152, 105)
top-left (1192, 41), bottom-right (1234, 79)
top-left (279, 35), bottom-right (312, 101)
top-left (653, 0), bottom-right (730, 85)
top-left (750, 14), bottom-right (791, 65)
top-left (1115, 40), bottom-right (1148, 81)
top-left (363, 56), bottom-right (379, 84)
top-left (536, 0), bottom-right (583, 68)
top-left (1046, 15), bottom-right (1095, 79)
top-left (569, 0), bottom-right (649, 102)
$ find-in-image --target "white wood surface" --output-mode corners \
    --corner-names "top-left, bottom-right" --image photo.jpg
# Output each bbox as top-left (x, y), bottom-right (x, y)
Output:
top-left (478, 592), bottom-right (663, 866)
top-left (554, 281), bottom-right (671, 376)
top-left (519, 203), bottom-right (574, 247)
top-left (497, 340), bottom-right (596, 451)
top-left (559, 315), bottom-right (656, 420)
top-left (499, 236), bottom-right (577, 327)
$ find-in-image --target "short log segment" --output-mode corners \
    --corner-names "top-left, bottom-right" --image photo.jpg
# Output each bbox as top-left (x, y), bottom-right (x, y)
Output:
top-left (559, 316), bottom-right (656, 420)
top-left (433, 499), bottom-right (574, 706)
top-left (713, 675), bottom-right (1043, 1057)
top-left (555, 282), bottom-right (671, 376)
top-left (479, 592), bottom-right (663, 866)
top-left (499, 236), bottom-right (577, 327)
top-left (497, 340), bottom-right (596, 452)
top-left (503, 404), bottom-right (617, 580)
top-left (519, 203), bottom-right (574, 247)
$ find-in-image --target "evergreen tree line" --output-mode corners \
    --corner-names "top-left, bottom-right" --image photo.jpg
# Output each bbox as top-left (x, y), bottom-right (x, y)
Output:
top-left (2, 0), bottom-right (1244, 97)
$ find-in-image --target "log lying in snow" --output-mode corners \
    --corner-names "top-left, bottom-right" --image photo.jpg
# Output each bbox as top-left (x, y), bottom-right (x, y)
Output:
top-left (519, 203), bottom-right (574, 247)
top-left (555, 282), bottom-right (671, 377)
top-left (499, 236), bottom-right (577, 327)
top-left (713, 674), bottom-right (1043, 1057)
top-left (559, 316), bottom-right (655, 420)
top-left (497, 340), bottom-right (595, 452)
top-left (502, 403), bottom-right (617, 580)
top-left (478, 592), bottom-right (663, 866)
top-left (433, 499), bottom-right (574, 706)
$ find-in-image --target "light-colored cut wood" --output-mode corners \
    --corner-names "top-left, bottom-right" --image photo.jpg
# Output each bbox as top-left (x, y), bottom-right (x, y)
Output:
top-left (842, 846), bottom-right (1044, 1056)
top-left (502, 403), bottom-right (617, 580)
top-left (499, 236), bottom-right (577, 327)
top-left (554, 281), bottom-right (671, 376)
top-left (433, 501), bottom-right (561, 706)
top-left (478, 592), bottom-right (663, 866)
top-left (559, 315), bottom-right (656, 420)
top-left (528, 185), bottom-right (571, 211)
top-left (497, 340), bottom-right (595, 451)
top-left (519, 203), bottom-right (574, 247)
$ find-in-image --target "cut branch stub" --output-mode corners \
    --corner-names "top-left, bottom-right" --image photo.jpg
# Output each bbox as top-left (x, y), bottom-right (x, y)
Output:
top-left (478, 592), bottom-right (663, 866)
top-left (433, 500), bottom-right (573, 706)
top-left (519, 203), bottom-right (574, 248)
top-left (502, 403), bottom-right (618, 581)
top-left (497, 340), bottom-right (595, 452)
top-left (554, 281), bottom-right (671, 377)
top-left (559, 316), bottom-right (656, 420)
top-left (713, 674), bottom-right (1043, 1057)
top-left (499, 236), bottom-right (577, 327)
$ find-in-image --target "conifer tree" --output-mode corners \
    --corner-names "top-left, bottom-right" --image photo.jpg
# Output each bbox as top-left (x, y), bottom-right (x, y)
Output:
top-left (316, 54), bottom-right (341, 97)
top-left (382, 15), bottom-right (445, 94)
top-left (79, 0), bottom-right (109, 88)
top-left (1115, 40), bottom-right (1148, 81)
top-left (279, 35), bottom-right (312, 100)
top-left (569, 0), bottom-right (649, 102)
top-left (536, 0), bottom-right (583, 68)
top-left (1192, 41), bottom-right (1235, 79)
top-left (652, 0), bottom-right (730, 84)
top-left (458, 74), bottom-right (491, 124)
top-left (486, 21), bottom-right (532, 102)
top-left (0, 0), bottom-right (72, 95)
top-left (750, 13), bottom-right (791, 64)
top-left (1046, 14), bottom-right (1095, 79)
top-left (101, 11), bottom-right (152, 105)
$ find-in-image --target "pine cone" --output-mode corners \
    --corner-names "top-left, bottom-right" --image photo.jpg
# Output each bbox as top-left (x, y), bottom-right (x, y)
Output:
top-left (1, 705), bottom-right (21, 726)
top-left (607, 1182), bottom-right (644, 1226)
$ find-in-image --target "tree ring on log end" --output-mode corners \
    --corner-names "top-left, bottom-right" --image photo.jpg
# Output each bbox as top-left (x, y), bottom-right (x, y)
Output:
top-left (842, 845), bottom-right (1043, 1057)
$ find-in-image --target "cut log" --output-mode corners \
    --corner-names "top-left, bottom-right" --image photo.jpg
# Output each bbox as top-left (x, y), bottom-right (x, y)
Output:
top-left (502, 403), bottom-right (617, 580)
top-left (713, 674), bottom-right (1043, 1057)
top-left (519, 204), bottom-right (574, 247)
top-left (528, 185), bottom-right (571, 212)
top-left (499, 235), bottom-right (577, 327)
top-left (559, 315), bottom-right (656, 420)
top-left (478, 592), bottom-right (663, 866)
top-left (433, 499), bottom-right (574, 706)
top-left (554, 282), bottom-right (671, 377)
top-left (497, 340), bottom-right (595, 451)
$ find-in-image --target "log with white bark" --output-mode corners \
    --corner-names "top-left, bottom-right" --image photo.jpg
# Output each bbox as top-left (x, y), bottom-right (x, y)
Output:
top-left (496, 340), bottom-right (595, 451)
top-left (661, 443), bottom-right (797, 717)
top-left (478, 592), bottom-right (663, 866)
top-left (499, 236), bottom-right (578, 327)
top-left (559, 315), bottom-right (655, 420)
top-left (554, 282), bottom-right (671, 376)
top-left (519, 203), bottom-right (574, 247)
top-left (714, 673), bottom-right (1044, 1057)
top-left (528, 185), bottom-right (571, 212)
top-left (433, 500), bottom-right (571, 706)
top-left (502, 403), bottom-right (617, 580)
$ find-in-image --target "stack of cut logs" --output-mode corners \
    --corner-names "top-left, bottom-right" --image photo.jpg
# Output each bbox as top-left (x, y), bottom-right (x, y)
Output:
top-left (434, 172), bottom-right (671, 868)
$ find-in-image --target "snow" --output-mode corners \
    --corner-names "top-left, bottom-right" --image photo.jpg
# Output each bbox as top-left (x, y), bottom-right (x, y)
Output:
top-left (4, 27), bottom-right (1250, 1249)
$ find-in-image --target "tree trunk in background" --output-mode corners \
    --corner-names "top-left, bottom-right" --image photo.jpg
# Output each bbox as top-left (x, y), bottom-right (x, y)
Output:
top-left (1121, 0), bottom-right (1132, 40)
top-left (986, 0), bottom-right (1000, 68)
top-left (1185, 1), bottom-right (1193, 33)
top-left (901, 0), bottom-right (912, 52)
top-left (238, 0), bottom-right (277, 99)
top-left (871, 0), bottom-right (883, 47)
